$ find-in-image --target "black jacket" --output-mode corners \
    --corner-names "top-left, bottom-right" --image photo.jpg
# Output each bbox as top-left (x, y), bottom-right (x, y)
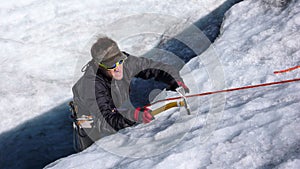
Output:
top-left (72, 53), bottom-right (182, 139)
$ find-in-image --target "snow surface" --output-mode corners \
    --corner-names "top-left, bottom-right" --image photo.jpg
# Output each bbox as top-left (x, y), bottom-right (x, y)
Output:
top-left (1, 0), bottom-right (300, 169)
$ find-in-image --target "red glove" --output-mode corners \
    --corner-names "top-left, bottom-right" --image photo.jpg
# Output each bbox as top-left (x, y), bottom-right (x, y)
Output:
top-left (177, 81), bottom-right (190, 93)
top-left (134, 107), bottom-right (154, 123)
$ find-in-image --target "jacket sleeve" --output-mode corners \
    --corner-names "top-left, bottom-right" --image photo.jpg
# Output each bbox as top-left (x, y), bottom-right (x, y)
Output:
top-left (127, 55), bottom-right (184, 87)
top-left (94, 79), bottom-right (136, 131)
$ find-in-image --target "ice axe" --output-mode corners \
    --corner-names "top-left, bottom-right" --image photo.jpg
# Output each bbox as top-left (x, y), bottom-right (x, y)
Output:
top-left (150, 87), bottom-right (191, 116)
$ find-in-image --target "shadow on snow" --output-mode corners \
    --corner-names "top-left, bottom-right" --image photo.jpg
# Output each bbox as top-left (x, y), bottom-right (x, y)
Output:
top-left (157, 0), bottom-right (244, 63)
top-left (0, 101), bottom-right (75, 169)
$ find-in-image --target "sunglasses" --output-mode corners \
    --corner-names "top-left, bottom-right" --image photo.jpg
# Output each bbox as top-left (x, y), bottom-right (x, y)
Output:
top-left (99, 59), bottom-right (125, 70)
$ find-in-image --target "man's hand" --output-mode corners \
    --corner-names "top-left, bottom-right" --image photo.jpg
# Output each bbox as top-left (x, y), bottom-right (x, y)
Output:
top-left (134, 107), bottom-right (154, 124)
top-left (176, 81), bottom-right (190, 93)
top-left (168, 80), bottom-right (190, 93)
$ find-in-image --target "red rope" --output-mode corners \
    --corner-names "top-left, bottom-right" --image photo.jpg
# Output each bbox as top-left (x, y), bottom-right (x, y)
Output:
top-left (147, 78), bottom-right (300, 107)
top-left (274, 65), bottom-right (300, 74)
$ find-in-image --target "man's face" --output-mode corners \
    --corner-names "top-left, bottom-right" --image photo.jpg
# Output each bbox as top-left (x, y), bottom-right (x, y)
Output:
top-left (107, 63), bottom-right (124, 80)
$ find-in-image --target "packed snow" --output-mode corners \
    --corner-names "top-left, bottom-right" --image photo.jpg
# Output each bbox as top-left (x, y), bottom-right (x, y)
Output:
top-left (1, 0), bottom-right (300, 169)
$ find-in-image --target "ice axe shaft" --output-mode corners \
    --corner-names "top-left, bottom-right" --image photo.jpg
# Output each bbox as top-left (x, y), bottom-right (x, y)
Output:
top-left (151, 100), bottom-right (185, 116)
top-left (150, 87), bottom-right (192, 116)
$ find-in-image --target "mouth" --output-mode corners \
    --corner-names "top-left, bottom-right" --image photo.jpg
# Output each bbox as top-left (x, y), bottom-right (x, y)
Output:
top-left (114, 70), bottom-right (122, 76)
top-left (114, 70), bottom-right (120, 73)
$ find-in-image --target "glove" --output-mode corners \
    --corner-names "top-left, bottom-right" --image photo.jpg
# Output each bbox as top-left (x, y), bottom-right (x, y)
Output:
top-left (134, 107), bottom-right (154, 124)
top-left (177, 81), bottom-right (190, 93)
top-left (168, 80), bottom-right (190, 93)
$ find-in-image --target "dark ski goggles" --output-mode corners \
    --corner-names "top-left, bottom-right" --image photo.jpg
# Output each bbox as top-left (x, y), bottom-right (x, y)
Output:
top-left (99, 59), bottom-right (126, 70)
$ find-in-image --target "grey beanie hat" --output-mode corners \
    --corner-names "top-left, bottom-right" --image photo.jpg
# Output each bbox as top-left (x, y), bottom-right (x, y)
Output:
top-left (91, 37), bottom-right (126, 68)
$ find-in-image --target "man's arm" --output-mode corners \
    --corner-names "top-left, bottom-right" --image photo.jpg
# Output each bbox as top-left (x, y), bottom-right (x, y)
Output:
top-left (94, 81), bottom-right (136, 131)
top-left (126, 55), bottom-right (184, 88)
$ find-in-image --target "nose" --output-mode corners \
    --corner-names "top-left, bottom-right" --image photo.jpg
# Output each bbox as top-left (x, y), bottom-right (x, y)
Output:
top-left (114, 64), bottom-right (121, 72)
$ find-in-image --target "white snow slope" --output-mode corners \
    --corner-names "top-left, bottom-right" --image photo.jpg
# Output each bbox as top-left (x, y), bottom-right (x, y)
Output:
top-left (1, 0), bottom-right (300, 169)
